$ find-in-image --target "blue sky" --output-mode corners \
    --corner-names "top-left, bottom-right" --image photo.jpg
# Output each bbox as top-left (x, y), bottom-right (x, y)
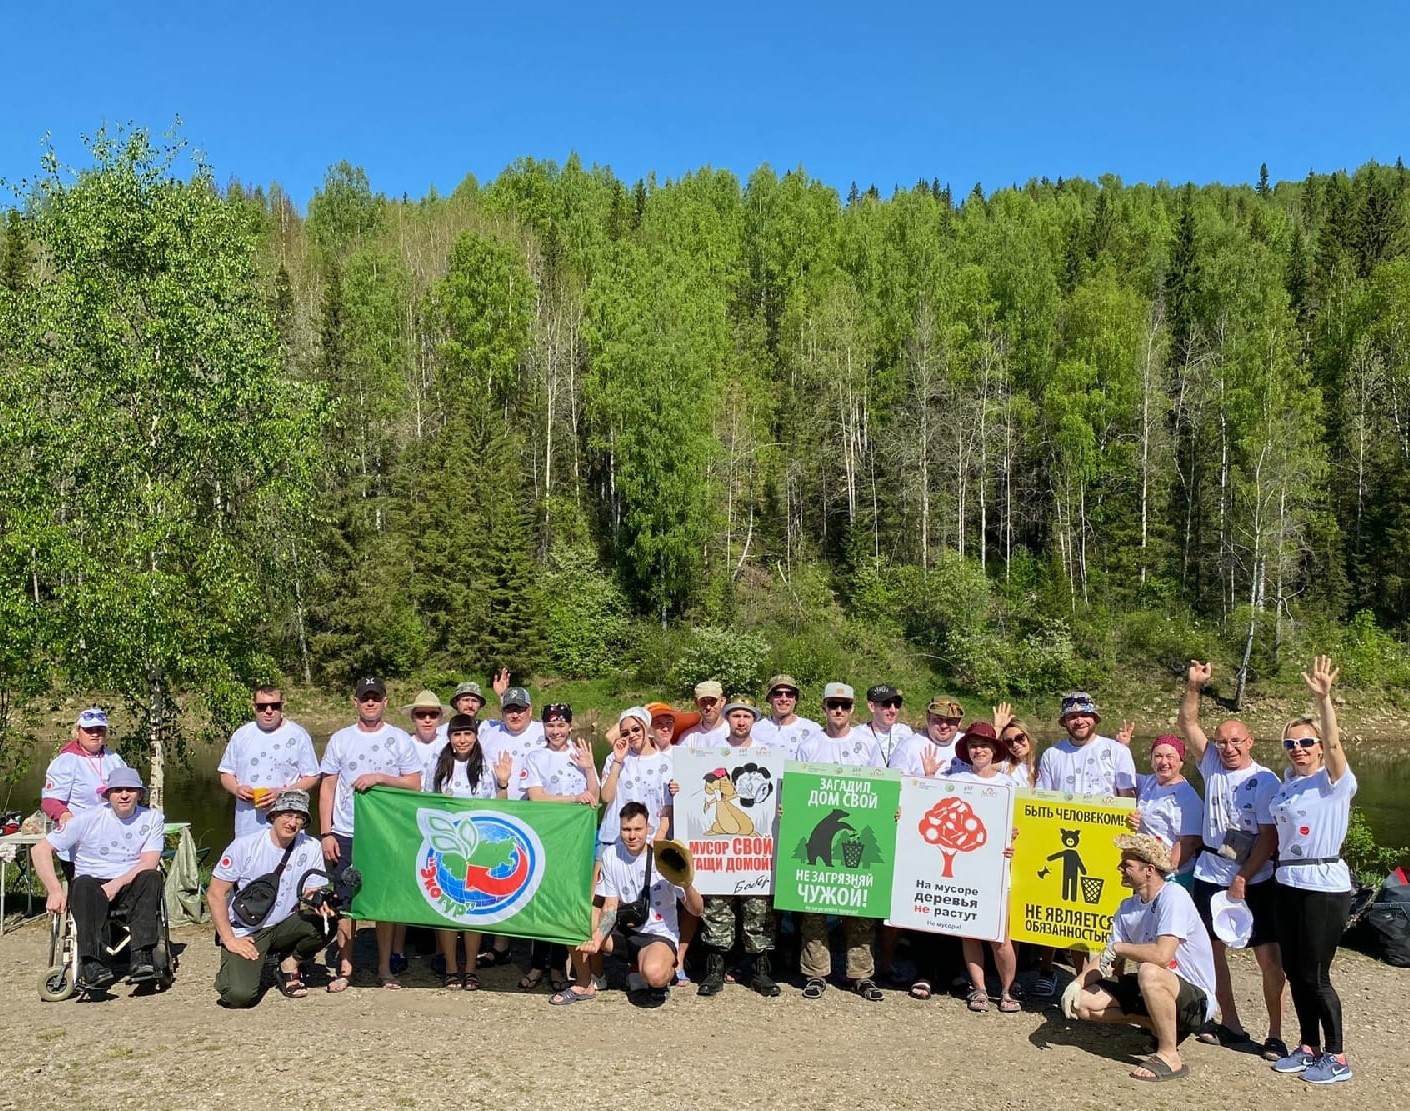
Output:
top-left (3, 2), bottom-right (1406, 208)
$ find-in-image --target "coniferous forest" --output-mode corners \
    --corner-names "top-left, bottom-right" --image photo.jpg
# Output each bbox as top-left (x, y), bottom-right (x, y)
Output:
top-left (4, 128), bottom-right (1410, 749)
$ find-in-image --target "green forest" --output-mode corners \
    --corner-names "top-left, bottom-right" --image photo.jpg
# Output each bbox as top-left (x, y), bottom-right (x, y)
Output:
top-left (5, 127), bottom-right (1410, 753)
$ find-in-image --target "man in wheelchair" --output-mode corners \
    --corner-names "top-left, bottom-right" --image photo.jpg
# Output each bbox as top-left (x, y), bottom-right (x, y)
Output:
top-left (31, 766), bottom-right (166, 991)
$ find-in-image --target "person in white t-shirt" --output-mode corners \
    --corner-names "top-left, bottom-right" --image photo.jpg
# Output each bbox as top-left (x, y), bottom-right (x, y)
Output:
top-left (1071, 833), bottom-right (1217, 1082)
top-left (404, 689), bottom-right (448, 773)
top-left (1267, 656), bottom-right (1357, 1086)
top-left (218, 687), bottom-right (321, 840)
top-left (1031, 691), bottom-right (1138, 998)
top-left (859, 683), bottom-right (916, 764)
top-left (1179, 661), bottom-right (1286, 1059)
top-left (40, 707), bottom-right (129, 874)
top-left (477, 686), bottom-right (546, 800)
top-left (207, 789), bottom-right (332, 1006)
top-left (751, 675), bottom-right (819, 758)
top-left (674, 680), bottom-right (729, 748)
top-left (993, 703), bottom-right (1036, 788)
top-left (317, 676), bottom-right (423, 992)
top-left (796, 682), bottom-right (886, 1002)
top-left (551, 801), bottom-right (704, 1006)
top-left (436, 681), bottom-right (488, 739)
top-left (888, 698), bottom-right (967, 779)
top-left (32, 766), bottom-right (166, 992)
top-left (1125, 733), bottom-right (1203, 888)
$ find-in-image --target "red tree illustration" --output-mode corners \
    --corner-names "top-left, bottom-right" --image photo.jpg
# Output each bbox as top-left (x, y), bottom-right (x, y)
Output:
top-left (918, 797), bottom-right (988, 878)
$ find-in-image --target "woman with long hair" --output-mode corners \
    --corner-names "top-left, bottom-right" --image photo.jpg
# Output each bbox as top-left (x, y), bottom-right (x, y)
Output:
top-left (993, 703), bottom-right (1036, 787)
top-left (423, 714), bottom-right (510, 990)
top-left (1268, 656), bottom-right (1357, 1086)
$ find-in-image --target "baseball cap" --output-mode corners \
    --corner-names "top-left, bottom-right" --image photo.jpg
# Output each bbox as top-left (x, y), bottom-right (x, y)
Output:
top-left (766, 674), bottom-right (800, 696)
top-left (268, 789), bottom-right (311, 819)
top-left (452, 681), bottom-right (485, 702)
top-left (354, 677), bottom-right (387, 699)
top-left (822, 682), bottom-right (855, 702)
top-left (694, 680), bottom-right (724, 701)
top-left (76, 707), bottom-right (109, 730)
top-left (723, 696), bottom-right (761, 719)
top-left (501, 686), bottom-right (531, 709)
top-left (103, 767), bottom-right (145, 794)
top-left (867, 683), bottom-right (902, 704)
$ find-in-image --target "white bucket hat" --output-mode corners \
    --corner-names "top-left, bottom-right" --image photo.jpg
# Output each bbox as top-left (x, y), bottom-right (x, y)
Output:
top-left (1210, 890), bottom-right (1254, 948)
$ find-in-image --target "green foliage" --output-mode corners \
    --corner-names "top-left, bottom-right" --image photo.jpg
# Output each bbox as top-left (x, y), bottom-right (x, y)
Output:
top-left (673, 626), bottom-right (769, 701)
top-left (541, 544), bottom-right (631, 677)
top-left (1336, 610), bottom-right (1410, 687)
top-left (1343, 806), bottom-right (1407, 886)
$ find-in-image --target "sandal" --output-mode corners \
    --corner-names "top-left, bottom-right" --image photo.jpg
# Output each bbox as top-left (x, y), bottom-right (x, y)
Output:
top-left (441, 971), bottom-right (464, 990)
top-left (518, 968), bottom-right (545, 991)
top-left (1262, 1037), bottom-right (1289, 1062)
top-left (851, 978), bottom-right (883, 1002)
top-left (462, 972), bottom-right (480, 991)
top-left (967, 989), bottom-right (991, 1013)
top-left (1031, 973), bottom-right (1056, 998)
top-left (998, 994), bottom-right (1021, 1013)
top-left (1195, 1021), bottom-right (1252, 1047)
top-left (326, 973), bottom-right (351, 994)
top-left (549, 987), bottom-right (597, 1006)
top-left (908, 979), bottom-right (933, 1000)
top-left (378, 975), bottom-right (402, 990)
top-left (550, 970), bottom-right (571, 993)
top-left (277, 967), bottom-right (309, 999)
top-left (802, 976), bottom-right (827, 1000)
top-left (1129, 1054), bottom-right (1190, 1082)
top-left (477, 946), bottom-right (513, 967)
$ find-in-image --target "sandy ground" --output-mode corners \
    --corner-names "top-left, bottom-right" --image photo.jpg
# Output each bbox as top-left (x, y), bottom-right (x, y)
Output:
top-left (0, 917), bottom-right (1402, 1111)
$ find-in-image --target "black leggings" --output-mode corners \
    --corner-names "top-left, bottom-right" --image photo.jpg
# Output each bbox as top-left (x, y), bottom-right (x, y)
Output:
top-left (1274, 884), bottom-right (1352, 1054)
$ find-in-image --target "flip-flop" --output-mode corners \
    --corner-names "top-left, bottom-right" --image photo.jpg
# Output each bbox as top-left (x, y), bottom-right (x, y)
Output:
top-left (1130, 1055), bottom-right (1190, 1082)
top-left (549, 987), bottom-right (598, 1006)
top-left (518, 969), bottom-right (545, 991)
top-left (326, 974), bottom-right (351, 994)
top-left (1195, 1021), bottom-right (1252, 1047)
top-left (1031, 973), bottom-right (1056, 998)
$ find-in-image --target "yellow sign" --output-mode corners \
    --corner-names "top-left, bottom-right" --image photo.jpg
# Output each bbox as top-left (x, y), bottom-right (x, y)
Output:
top-left (1007, 788), bottom-right (1135, 952)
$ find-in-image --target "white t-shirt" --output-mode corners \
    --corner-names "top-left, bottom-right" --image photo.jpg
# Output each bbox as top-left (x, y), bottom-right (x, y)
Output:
top-left (218, 719), bottom-right (319, 837)
top-left (795, 729), bottom-right (886, 769)
top-left (1036, 736), bottom-right (1137, 796)
top-left (521, 746), bottom-right (591, 800)
top-left (751, 715), bottom-right (820, 759)
top-left (1135, 776), bottom-right (1204, 875)
top-left (888, 733), bottom-right (964, 778)
top-left (1271, 767), bottom-right (1357, 893)
top-left (410, 735), bottom-right (445, 774)
top-left (598, 750), bottom-right (673, 843)
top-left (46, 804), bottom-right (166, 880)
top-left (319, 723), bottom-right (421, 836)
top-left (946, 767), bottom-right (1025, 790)
top-left (477, 722), bottom-right (545, 800)
top-left (1192, 749), bottom-right (1278, 887)
top-left (421, 755), bottom-right (498, 799)
top-left (212, 828), bottom-right (326, 937)
top-left (1003, 760), bottom-right (1037, 789)
top-left (596, 840), bottom-right (686, 944)
top-left (677, 719), bottom-right (730, 749)
top-left (43, 745), bottom-right (129, 814)
top-left (1111, 881), bottom-right (1217, 1021)
top-left (859, 719), bottom-right (916, 764)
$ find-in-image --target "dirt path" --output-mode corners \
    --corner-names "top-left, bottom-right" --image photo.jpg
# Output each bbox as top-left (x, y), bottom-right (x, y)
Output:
top-left (0, 919), bottom-right (1401, 1111)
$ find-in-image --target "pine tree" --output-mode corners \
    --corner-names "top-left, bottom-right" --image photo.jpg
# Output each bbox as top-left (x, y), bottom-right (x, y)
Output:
top-left (1256, 162), bottom-right (1271, 197)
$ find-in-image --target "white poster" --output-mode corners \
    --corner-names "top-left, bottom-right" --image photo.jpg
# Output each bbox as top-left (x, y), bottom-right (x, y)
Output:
top-left (670, 748), bottom-right (784, 896)
top-left (887, 775), bottom-right (1015, 941)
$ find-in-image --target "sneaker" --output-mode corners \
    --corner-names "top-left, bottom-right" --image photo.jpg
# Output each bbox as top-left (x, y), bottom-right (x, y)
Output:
top-left (1302, 1055), bottom-right (1352, 1085)
top-left (1271, 1047), bottom-right (1320, 1075)
top-left (389, 951), bottom-right (409, 975)
top-left (79, 960), bottom-right (115, 991)
top-left (128, 948), bottom-right (158, 982)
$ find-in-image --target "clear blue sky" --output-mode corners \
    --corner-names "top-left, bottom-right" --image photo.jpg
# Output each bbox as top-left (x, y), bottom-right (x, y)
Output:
top-left (3, 2), bottom-right (1406, 208)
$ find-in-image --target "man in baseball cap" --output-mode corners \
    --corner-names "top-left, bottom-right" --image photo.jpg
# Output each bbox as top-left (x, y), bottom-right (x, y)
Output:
top-left (675, 680), bottom-right (729, 747)
top-left (33, 766), bottom-right (168, 991)
top-left (860, 683), bottom-right (915, 764)
top-left (753, 675), bottom-right (818, 758)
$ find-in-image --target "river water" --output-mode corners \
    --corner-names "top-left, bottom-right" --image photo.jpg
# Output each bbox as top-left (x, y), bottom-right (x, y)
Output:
top-left (8, 729), bottom-right (1408, 864)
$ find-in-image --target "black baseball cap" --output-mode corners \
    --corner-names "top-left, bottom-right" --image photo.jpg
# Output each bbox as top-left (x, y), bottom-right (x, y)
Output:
top-left (867, 683), bottom-right (902, 704)
top-left (355, 677), bottom-right (387, 699)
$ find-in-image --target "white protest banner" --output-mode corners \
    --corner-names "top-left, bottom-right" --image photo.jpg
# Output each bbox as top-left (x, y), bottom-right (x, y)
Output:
top-left (887, 775), bottom-right (1015, 941)
top-left (670, 747), bottom-right (784, 896)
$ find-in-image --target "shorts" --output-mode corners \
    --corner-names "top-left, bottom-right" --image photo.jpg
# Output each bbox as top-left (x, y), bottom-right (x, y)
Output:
top-left (609, 929), bottom-right (677, 959)
top-left (1100, 973), bottom-right (1208, 1041)
top-left (327, 834), bottom-right (358, 907)
top-left (1193, 877), bottom-right (1277, 948)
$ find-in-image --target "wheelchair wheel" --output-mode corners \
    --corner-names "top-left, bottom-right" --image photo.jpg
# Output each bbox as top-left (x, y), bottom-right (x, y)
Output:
top-left (38, 963), bottom-right (76, 1002)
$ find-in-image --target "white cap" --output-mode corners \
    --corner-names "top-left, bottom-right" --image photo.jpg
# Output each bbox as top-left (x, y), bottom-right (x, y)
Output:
top-left (1210, 891), bottom-right (1253, 948)
top-left (822, 682), bottom-right (855, 702)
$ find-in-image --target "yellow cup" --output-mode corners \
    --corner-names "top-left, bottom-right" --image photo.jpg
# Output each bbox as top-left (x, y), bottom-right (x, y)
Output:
top-left (252, 787), bottom-right (272, 806)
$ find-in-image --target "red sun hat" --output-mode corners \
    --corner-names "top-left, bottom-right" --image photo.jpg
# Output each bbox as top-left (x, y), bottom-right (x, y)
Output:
top-left (957, 720), bottom-right (1010, 764)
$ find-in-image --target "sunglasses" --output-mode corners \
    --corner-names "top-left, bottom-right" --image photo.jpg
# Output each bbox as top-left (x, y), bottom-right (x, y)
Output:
top-left (1283, 737), bottom-right (1318, 750)
top-left (1005, 732), bottom-right (1030, 744)
top-left (413, 710), bottom-right (441, 719)
top-left (255, 701), bottom-right (283, 712)
top-left (825, 700), bottom-right (854, 710)
top-left (875, 699), bottom-right (903, 709)
top-left (358, 693), bottom-right (387, 704)
top-left (697, 697), bottom-right (720, 707)
top-left (770, 690), bottom-right (798, 699)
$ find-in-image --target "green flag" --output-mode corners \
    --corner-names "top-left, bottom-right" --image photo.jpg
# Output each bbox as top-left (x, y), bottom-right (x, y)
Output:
top-left (349, 787), bottom-right (595, 945)
top-left (774, 763), bottom-right (900, 917)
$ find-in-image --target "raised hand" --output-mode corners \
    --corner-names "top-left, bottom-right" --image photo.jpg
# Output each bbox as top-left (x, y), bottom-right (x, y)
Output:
top-left (993, 701), bottom-right (1014, 731)
top-left (494, 751), bottom-right (513, 785)
top-left (570, 740), bottom-right (594, 771)
top-left (611, 734), bottom-right (629, 761)
top-left (920, 747), bottom-right (941, 777)
top-left (1187, 660), bottom-right (1212, 688)
top-left (1116, 720), bottom-right (1135, 747)
top-left (492, 668), bottom-right (511, 698)
top-left (1300, 655), bottom-right (1340, 700)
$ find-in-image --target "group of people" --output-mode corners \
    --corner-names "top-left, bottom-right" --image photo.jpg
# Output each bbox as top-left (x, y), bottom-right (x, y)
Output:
top-left (29, 658), bottom-right (1360, 1085)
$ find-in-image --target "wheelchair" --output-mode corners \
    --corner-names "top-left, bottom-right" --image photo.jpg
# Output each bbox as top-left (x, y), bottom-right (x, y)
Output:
top-left (38, 879), bottom-right (178, 1001)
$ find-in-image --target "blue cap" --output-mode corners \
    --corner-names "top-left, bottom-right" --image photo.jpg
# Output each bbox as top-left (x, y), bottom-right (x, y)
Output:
top-left (76, 707), bottom-right (109, 730)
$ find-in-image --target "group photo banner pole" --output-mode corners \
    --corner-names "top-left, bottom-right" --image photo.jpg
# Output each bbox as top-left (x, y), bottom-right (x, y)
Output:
top-left (888, 776), bottom-right (1015, 942)
top-left (1006, 788), bottom-right (1135, 952)
top-left (349, 786), bottom-right (596, 946)
top-left (774, 762), bottom-right (901, 917)
top-left (670, 748), bottom-right (785, 896)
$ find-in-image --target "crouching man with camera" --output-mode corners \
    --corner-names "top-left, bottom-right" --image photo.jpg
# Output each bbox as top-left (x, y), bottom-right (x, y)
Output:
top-left (207, 789), bottom-right (335, 1006)
top-left (552, 801), bottom-right (702, 1007)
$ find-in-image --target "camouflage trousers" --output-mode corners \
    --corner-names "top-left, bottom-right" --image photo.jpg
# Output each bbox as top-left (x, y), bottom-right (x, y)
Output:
top-left (699, 895), bottom-right (776, 955)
